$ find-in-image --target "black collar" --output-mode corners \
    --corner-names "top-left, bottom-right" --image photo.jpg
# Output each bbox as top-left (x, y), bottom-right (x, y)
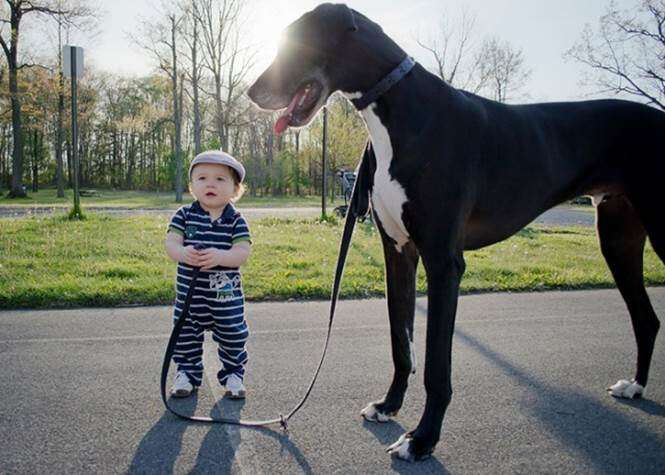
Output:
top-left (350, 56), bottom-right (416, 111)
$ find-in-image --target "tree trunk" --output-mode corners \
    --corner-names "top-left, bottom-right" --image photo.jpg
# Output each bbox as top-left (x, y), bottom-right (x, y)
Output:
top-left (7, 9), bottom-right (26, 198)
top-left (214, 72), bottom-right (226, 150)
top-left (55, 19), bottom-right (65, 197)
top-left (31, 129), bottom-right (38, 192)
top-left (191, 13), bottom-right (202, 155)
top-left (171, 15), bottom-right (183, 203)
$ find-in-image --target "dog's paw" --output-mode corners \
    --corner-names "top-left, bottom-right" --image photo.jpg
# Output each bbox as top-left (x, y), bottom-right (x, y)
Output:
top-left (387, 433), bottom-right (414, 461)
top-left (608, 379), bottom-right (644, 399)
top-left (386, 433), bottom-right (432, 462)
top-left (360, 402), bottom-right (395, 422)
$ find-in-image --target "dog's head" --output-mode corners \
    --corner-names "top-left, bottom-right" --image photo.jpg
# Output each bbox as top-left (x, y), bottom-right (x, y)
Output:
top-left (248, 3), bottom-right (404, 134)
top-left (248, 3), bottom-right (359, 134)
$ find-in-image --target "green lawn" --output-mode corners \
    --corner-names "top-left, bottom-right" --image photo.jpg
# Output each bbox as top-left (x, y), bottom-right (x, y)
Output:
top-left (1, 213), bottom-right (663, 309)
top-left (0, 188), bottom-right (323, 208)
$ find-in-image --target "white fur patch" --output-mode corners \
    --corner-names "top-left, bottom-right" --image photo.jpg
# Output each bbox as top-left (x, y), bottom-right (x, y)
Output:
top-left (361, 106), bottom-right (410, 253)
top-left (387, 434), bottom-right (414, 461)
top-left (361, 402), bottom-right (392, 422)
top-left (608, 379), bottom-right (645, 399)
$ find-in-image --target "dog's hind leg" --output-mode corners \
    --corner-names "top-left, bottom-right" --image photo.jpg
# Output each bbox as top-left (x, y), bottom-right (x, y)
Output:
top-left (596, 195), bottom-right (660, 398)
top-left (361, 232), bottom-right (419, 422)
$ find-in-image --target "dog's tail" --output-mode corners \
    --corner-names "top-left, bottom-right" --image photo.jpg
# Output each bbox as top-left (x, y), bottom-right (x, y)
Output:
top-left (350, 141), bottom-right (374, 220)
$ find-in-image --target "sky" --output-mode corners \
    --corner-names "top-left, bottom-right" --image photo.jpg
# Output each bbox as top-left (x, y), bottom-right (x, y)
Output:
top-left (51, 0), bottom-right (633, 103)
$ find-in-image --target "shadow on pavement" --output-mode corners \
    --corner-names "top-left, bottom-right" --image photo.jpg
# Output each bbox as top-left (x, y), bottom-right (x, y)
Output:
top-left (457, 329), bottom-right (665, 472)
top-left (129, 395), bottom-right (313, 474)
top-left (614, 397), bottom-right (665, 417)
top-left (128, 394), bottom-right (199, 473)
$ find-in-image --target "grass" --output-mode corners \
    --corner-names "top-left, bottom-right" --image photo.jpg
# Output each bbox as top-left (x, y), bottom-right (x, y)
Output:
top-left (0, 188), bottom-right (323, 209)
top-left (1, 213), bottom-right (664, 309)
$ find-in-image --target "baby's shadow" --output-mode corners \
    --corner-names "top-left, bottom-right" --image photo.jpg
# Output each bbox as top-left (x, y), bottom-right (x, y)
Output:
top-left (128, 394), bottom-right (199, 474)
top-left (193, 398), bottom-right (313, 474)
top-left (190, 398), bottom-right (245, 474)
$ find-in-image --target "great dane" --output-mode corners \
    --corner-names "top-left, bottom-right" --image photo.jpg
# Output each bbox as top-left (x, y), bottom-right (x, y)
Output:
top-left (248, 3), bottom-right (665, 461)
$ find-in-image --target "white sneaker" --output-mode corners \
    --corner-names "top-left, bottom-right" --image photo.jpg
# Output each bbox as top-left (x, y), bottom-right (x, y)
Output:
top-left (171, 371), bottom-right (194, 398)
top-left (225, 373), bottom-right (246, 399)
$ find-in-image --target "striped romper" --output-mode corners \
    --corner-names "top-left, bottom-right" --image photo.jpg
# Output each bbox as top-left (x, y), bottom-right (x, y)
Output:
top-left (167, 201), bottom-right (251, 387)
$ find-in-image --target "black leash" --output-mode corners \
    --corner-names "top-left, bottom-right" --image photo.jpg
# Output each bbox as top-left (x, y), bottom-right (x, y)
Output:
top-left (160, 148), bottom-right (372, 430)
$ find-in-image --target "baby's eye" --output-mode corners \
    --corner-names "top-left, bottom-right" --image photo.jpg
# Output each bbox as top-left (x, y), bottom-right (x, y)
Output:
top-left (217, 177), bottom-right (226, 181)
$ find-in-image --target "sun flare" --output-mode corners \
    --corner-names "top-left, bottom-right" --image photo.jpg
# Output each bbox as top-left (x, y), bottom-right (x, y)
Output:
top-left (249, 1), bottom-right (313, 71)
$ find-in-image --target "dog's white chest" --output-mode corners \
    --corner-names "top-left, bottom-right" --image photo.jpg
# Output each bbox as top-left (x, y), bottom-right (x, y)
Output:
top-left (362, 106), bottom-right (410, 252)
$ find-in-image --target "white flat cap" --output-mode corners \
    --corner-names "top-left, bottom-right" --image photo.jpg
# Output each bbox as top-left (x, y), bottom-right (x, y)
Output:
top-left (189, 150), bottom-right (246, 183)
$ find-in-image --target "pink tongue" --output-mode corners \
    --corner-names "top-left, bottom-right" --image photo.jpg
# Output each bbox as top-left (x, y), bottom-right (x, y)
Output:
top-left (274, 88), bottom-right (306, 135)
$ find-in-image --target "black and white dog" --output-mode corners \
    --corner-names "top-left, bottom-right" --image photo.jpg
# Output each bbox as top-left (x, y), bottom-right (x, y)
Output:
top-left (248, 3), bottom-right (665, 462)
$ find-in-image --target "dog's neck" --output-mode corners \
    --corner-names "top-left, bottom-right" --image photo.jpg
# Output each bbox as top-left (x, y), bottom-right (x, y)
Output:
top-left (343, 62), bottom-right (437, 146)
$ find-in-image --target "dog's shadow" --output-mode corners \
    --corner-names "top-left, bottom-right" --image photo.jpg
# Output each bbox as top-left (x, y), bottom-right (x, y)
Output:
top-left (614, 397), bottom-right (665, 417)
top-left (456, 329), bottom-right (665, 471)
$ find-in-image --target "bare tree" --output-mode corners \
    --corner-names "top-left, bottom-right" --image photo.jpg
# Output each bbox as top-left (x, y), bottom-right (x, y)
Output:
top-left (416, 8), bottom-right (530, 101)
top-left (416, 8), bottom-right (486, 91)
top-left (566, 0), bottom-right (665, 110)
top-left (181, 1), bottom-right (203, 155)
top-left (132, 2), bottom-right (185, 202)
top-left (196, 0), bottom-right (241, 151)
top-left (475, 37), bottom-right (531, 103)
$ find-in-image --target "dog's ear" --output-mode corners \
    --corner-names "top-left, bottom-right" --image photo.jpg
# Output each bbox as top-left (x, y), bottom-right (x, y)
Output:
top-left (340, 5), bottom-right (358, 32)
top-left (318, 3), bottom-right (358, 33)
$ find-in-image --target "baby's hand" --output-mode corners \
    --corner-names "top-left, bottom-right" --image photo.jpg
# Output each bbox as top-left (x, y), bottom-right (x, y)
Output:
top-left (180, 245), bottom-right (201, 267)
top-left (197, 248), bottom-right (223, 270)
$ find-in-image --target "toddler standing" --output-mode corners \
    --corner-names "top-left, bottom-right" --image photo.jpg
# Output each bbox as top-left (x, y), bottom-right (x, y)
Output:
top-left (165, 150), bottom-right (251, 399)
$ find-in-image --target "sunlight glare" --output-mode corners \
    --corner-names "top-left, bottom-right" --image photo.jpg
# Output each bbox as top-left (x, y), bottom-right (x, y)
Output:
top-left (250, 1), bottom-right (309, 70)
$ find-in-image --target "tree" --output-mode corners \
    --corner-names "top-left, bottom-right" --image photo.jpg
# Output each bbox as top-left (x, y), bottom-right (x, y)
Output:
top-left (566, 0), bottom-right (665, 110)
top-left (416, 8), bottom-right (485, 91)
top-left (196, 0), bottom-right (242, 151)
top-left (417, 8), bottom-right (531, 102)
top-left (133, 2), bottom-right (186, 202)
top-left (0, 0), bottom-right (92, 198)
top-left (182, 1), bottom-right (203, 155)
top-left (475, 37), bottom-right (531, 103)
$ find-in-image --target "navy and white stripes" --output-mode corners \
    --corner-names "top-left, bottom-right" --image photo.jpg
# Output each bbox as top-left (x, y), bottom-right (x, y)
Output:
top-left (168, 201), bottom-right (251, 386)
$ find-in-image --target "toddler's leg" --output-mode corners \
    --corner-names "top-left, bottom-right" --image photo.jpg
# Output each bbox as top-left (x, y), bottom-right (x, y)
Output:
top-left (172, 315), bottom-right (205, 386)
top-left (212, 312), bottom-right (249, 385)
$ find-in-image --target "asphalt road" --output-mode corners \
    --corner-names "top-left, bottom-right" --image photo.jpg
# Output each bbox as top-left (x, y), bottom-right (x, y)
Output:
top-left (0, 204), bottom-right (596, 226)
top-left (1, 288), bottom-right (664, 474)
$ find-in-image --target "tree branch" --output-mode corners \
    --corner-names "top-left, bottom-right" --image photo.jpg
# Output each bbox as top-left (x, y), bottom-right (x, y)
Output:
top-left (0, 32), bottom-right (9, 59)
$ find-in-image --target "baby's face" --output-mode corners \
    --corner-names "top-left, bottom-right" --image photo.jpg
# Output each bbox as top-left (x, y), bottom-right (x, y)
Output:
top-left (190, 163), bottom-right (237, 209)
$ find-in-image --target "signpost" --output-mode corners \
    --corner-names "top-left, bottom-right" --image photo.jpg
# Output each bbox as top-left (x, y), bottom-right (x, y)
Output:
top-left (63, 45), bottom-right (84, 218)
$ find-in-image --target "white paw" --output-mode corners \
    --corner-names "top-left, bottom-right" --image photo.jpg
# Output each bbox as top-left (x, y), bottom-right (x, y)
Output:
top-left (387, 433), bottom-right (414, 461)
top-left (608, 379), bottom-right (645, 399)
top-left (360, 402), bottom-right (392, 422)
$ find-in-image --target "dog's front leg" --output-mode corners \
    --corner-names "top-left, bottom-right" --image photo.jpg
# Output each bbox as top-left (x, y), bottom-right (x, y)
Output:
top-left (388, 248), bottom-right (465, 461)
top-left (361, 233), bottom-right (419, 422)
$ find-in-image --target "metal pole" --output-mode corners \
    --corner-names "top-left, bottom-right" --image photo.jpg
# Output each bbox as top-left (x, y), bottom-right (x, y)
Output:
top-left (70, 46), bottom-right (81, 215)
top-left (321, 105), bottom-right (327, 218)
